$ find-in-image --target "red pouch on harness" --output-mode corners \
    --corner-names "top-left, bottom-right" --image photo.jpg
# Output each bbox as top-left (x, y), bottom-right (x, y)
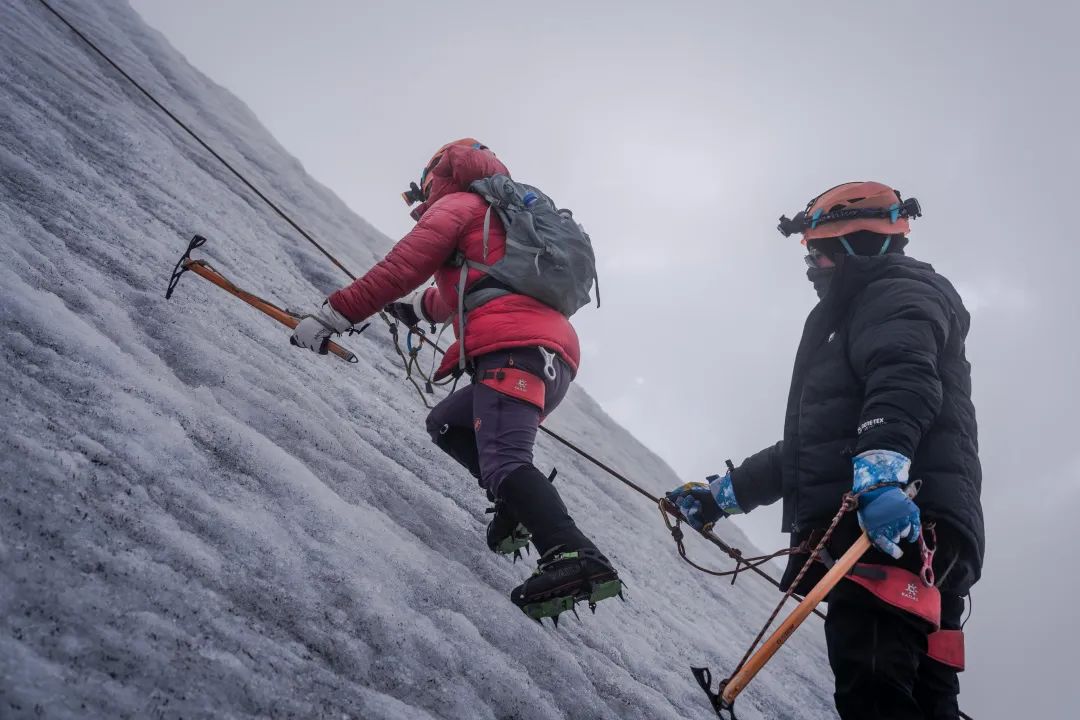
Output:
top-left (846, 563), bottom-right (942, 630)
top-left (926, 629), bottom-right (965, 671)
top-left (479, 367), bottom-right (546, 410)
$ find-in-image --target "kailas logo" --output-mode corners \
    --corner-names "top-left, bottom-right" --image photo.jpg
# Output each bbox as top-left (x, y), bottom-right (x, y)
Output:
top-left (901, 583), bottom-right (919, 601)
top-left (827, 331), bottom-right (837, 343)
top-left (516, 378), bottom-right (529, 393)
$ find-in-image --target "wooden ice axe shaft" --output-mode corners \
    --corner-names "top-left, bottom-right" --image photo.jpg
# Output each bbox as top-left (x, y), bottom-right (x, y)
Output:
top-left (720, 533), bottom-right (872, 705)
top-left (183, 259), bottom-right (358, 364)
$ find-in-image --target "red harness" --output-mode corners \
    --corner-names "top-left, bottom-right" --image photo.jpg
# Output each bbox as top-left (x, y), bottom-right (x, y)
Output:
top-left (845, 564), bottom-right (942, 628)
top-left (927, 629), bottom-right (965, 670)
top-left (479, 367), bottom-right (547, 412)
top-left (827, 524), bottom-right (966, 671)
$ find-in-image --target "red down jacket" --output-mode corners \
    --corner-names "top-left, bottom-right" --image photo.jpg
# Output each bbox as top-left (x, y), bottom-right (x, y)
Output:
top-left (328, 144), bottom-right (581, 380)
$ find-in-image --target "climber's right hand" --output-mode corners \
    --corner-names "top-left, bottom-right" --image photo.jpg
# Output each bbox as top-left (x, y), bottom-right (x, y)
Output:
top-left (290, 301), bottom-right (353, 354)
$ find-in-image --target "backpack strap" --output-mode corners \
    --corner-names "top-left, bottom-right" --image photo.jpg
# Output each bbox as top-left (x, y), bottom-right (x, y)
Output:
top-left (482, 204), bottom-right (492, 262)
top-left (453, 255), bottom-right (510, 372)
top-left (456, 262), bottom-right (469, 372)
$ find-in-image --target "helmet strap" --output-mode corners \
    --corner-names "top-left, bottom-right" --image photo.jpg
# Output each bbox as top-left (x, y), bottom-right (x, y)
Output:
top-left (879, 236), bottom-right (893, 255)
top-left (839, 236), bottom-right (856, 256)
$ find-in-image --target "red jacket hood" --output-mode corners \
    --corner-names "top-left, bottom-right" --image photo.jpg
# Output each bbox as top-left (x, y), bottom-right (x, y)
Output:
top-left (410, 145), bottom-right (509, 221)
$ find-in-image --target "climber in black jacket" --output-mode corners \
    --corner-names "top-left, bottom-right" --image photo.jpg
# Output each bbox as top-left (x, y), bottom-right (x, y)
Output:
top-left (668, 182), bottom-right (983, 720)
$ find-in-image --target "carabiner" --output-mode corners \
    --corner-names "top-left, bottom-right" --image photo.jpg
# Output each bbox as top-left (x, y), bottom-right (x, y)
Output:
top-left (919, 523), bottom-right (937, 588)
top-left (538, 347), bottom-right (557, 381)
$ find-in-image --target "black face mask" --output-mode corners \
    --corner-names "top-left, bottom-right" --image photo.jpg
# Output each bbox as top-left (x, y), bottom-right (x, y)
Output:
top-left (806, 264), bottom-right (836, 299)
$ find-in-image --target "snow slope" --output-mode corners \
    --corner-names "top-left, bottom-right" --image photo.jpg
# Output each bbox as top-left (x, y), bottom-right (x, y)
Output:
top-left (0, 2), bottom-right (836, 718)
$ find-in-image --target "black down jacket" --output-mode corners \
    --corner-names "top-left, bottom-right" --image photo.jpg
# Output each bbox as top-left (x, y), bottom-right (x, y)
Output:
top-left (730, 254), bottom-right (984, 594)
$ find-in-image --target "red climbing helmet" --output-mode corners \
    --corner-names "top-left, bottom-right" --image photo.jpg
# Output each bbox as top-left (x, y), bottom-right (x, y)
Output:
top-left (401, 138), bottom-right (490, 206)
top-left (777, 181), bottom-right (921, 244)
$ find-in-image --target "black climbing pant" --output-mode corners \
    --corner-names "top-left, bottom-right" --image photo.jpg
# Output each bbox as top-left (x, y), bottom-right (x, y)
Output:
top-left (826, 581), bottom-right (964, 720)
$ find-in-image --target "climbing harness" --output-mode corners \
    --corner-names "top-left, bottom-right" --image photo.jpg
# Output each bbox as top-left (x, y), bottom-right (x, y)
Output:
top-left (165, 235), bottom-right (362, 364)
top-left (37, 4), bottom-right (975, 715)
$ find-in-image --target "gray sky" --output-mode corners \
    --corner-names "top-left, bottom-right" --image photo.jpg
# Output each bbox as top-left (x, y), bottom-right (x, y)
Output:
top-left (131, 1), bottom-right (1079, 714)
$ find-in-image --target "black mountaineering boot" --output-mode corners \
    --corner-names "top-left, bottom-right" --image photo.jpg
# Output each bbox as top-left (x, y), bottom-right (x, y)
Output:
top-left (496, 465), bottom-right (622, 622)
top-left (486, 469), bottom-right (558, 559)
top-left (486, 499), bottom-right (531, 559)
top-left (510, 547), bottom-right (622, 623)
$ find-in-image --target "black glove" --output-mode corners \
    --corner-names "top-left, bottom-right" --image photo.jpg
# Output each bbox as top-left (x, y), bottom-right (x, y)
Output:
top-left (384, 290), bottom-right (430, 328)
top-left (385, 301), bottom-right (421, 327)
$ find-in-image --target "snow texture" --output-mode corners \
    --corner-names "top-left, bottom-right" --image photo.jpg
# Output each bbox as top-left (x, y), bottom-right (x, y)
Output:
top-left (0, 2), bottom-right (837, 718)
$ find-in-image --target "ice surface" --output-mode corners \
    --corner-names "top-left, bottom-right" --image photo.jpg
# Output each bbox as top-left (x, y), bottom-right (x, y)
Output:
top-left (0, 1), bottom-right (836, 718)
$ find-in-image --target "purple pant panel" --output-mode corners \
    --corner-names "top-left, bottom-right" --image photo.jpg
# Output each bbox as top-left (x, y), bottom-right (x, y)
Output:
top-left (425, 348), bottom-right (572, 495)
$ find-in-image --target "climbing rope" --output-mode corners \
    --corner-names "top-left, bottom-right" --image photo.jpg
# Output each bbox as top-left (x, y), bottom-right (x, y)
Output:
top-left (37, 0), bottom-right (803, 596)
top-left (37, 4), bottom-right (973, 716)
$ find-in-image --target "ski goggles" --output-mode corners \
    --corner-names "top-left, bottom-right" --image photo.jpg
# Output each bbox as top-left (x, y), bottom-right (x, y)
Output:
top-left (777, 196), bottom-right (922, 238)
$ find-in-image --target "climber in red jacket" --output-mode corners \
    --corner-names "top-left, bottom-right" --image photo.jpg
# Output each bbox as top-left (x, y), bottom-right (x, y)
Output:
top-left (291, 139), bottom-right (619, 620)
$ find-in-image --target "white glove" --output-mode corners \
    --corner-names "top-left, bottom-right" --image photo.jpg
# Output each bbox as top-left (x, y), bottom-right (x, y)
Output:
top-left (290, 301), bottom-right (353, 354)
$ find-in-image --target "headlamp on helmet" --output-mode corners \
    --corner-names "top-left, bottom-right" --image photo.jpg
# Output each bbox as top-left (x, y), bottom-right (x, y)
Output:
top-left (778, 196), bottom-right (921, 238)
top-left (777, 181), bottom-right (922, 244)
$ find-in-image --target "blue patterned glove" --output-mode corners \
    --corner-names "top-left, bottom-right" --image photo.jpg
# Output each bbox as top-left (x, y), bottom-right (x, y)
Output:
top-left (666, 471), bottom-right (743, 532)
top-left (853, 450), bottom-right (921, 559)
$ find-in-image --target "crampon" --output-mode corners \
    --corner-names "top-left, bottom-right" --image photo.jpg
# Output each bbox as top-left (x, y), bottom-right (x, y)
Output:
top-left (511, 548), bottom-right (624, 626)
top-left (486, 501), bottom-right (532, 561)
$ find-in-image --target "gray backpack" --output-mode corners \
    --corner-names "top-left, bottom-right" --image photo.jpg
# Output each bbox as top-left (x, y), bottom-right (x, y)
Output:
top-left (451, 174), bottom-right (599, 369)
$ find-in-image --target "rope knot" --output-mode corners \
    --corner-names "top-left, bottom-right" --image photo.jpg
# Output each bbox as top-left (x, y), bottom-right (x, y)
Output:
top-left (841, 492), bottom-right (859, 512)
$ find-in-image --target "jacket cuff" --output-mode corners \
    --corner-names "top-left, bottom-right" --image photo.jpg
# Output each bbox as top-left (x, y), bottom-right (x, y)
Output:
top-left (412, 289), bottom-right (433, 324)
top-left (317, 300), bottom-right (354, 333)
top-left (708, 471), bottom-right (743, 515)
top-left (326, 293), bottom-right (362, 325)
top-left (852, 449), bottom-right (911, 493)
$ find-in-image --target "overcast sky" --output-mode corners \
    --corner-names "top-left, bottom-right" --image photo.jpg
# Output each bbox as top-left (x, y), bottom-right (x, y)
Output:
top-left (130, 1), bottom-right (1079, 714)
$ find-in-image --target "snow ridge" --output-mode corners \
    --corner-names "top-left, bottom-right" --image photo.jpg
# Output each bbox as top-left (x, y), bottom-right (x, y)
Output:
top-left (0, 2), bottom-right (836, 718)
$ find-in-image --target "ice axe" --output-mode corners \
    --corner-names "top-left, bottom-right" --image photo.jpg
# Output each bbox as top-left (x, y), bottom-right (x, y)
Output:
top-left (165, 234), bottom-right (359, 364)
top-left (694, 481), bottom-right (923, 718)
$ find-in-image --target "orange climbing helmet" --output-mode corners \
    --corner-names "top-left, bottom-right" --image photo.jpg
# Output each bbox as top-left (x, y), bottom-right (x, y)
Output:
top-left (777, 181), bottom-right (922, 244)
